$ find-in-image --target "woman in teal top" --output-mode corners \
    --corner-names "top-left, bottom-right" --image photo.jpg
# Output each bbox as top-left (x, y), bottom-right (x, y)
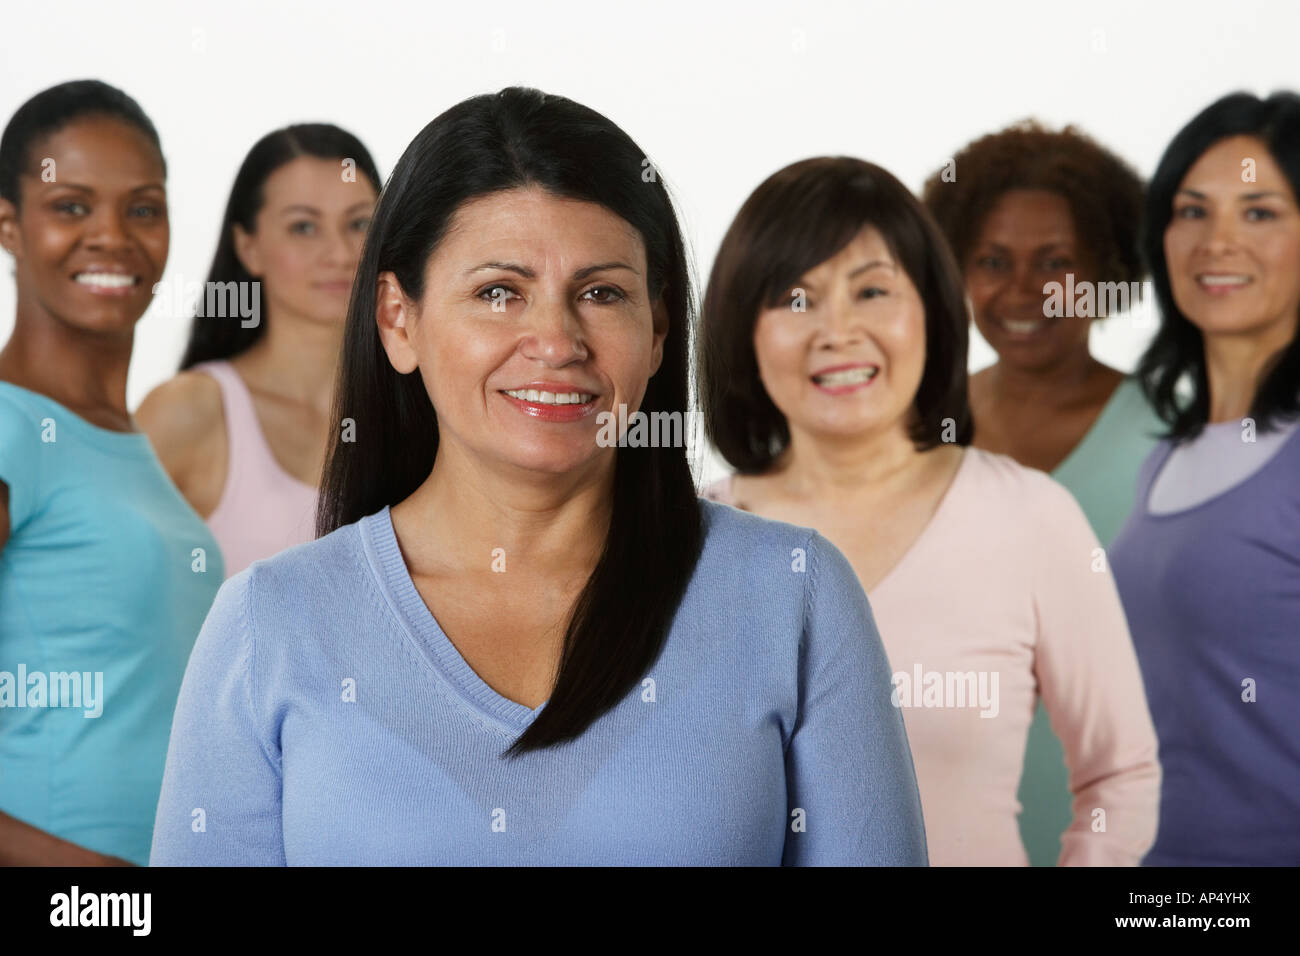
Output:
top-left (0, 81), bottom-right (222, 865)
top-left (922, 122), bottom-right (1163, 865)
top-left (1049, 375), bottom-right (1165, 546)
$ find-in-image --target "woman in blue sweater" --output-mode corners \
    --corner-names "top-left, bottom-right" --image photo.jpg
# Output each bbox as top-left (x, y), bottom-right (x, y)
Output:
top-left (150, 87), bottom-right (928, 866)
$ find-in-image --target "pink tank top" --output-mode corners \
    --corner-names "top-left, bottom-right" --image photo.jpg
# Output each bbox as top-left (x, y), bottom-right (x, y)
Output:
top-left (191, 360), bottom-right (320, 578)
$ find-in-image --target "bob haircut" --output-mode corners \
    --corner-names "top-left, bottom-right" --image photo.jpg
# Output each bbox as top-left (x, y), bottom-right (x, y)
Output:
top-left (1138, 90), bottom-right (1300, 439)
top-left (316, 87), bottom-right (703, 756)
top-left (180, 123), bottom-right (383, 369)
top-left (700, 156), bottom-right (973, 474)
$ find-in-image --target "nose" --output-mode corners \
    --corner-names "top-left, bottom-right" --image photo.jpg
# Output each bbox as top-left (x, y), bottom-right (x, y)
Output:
top-left (83, 205), bottom-right (131, 253)
top-left (1200, 209), bottom-right (1241, 256)
top-left (1011, 259), bottom-right (1044, 302)
top-left (323, 226), bottom-right (356, 268)
top-left (519, 294), bottom-right (589, 366)
top-left (817, 290), bottom-right (867, 347)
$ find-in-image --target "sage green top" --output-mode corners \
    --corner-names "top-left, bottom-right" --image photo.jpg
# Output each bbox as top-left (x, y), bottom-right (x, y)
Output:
top-left (1051, 376), bottom-right (1167, 547)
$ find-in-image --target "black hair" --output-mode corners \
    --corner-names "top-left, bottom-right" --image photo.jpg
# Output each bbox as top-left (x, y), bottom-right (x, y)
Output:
top-left (316, 87), bottom-right (703, 756)
top-left (0, 79), bottom-right (164, 208)
top-left (179, 124), bottom-right (382, 368)
top-left (700, 156), bottom-right (973, 474)
top-left (1138, 90), bottom-right (1300, 438)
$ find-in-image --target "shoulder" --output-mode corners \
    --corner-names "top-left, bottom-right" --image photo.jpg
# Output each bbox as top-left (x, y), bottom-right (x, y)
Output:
top-left (699, 495), bottom-right (813, 553)
top-left (0, 386), bottom-right (48, 530)
top-left (695, 497), bottom-right (859, 606)
top-left (1110, 375), bottom-right (1166, 430)
top-left (242, 514), bottom-right (358, 599)
top-left (203, 515), bottom-right (366, 670)
top-left (959, 446), bottom-right (1091, 530)
top-left (135, 370), bottom-right (225, 473)
top-left (0, 383), bottom-right (45, 438)
top-left (136, 369), bottom-right (224, 436)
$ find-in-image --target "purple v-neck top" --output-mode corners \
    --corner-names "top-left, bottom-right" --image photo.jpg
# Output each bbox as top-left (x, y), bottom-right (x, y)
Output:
top-left (1109, 419), bottom-right (1300, 865)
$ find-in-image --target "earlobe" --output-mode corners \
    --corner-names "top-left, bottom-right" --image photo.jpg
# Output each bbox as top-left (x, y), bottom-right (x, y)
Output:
top-left (232, 223), bottom-right (261, 277)
top-left (0, 199), bottom-right (20, 258)
top-left (649, 299), bottom-right (669, 376)
top-left (375, 271), bottom-right (420, 375)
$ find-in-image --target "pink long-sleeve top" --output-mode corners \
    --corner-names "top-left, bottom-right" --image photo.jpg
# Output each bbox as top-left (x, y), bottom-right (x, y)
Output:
top-left (704, 447), bottom-right (1160, 866)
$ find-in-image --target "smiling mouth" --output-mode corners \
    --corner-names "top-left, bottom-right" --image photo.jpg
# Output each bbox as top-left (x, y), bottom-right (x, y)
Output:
top-left (995, 315), bottom-right (1057, 337)
top-left (1197, 274), bottom-right (1252, 290)
top-left (812, 367), bottom-right (879, 387)
top-left (501, 388), bottom-right (595, 405)
top-left (73, 272), bottom-right (140, 290)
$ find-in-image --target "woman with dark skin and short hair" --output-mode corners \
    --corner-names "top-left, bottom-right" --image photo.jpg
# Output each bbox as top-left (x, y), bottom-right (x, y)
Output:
top-left (700, 157), bottom-right (1160, 865)
top-left (0, 80), bottom-right (222, 865)
top-left (1109, 91), bottom-right (1300, 865)
top-left (921, 124), bottom-right (1165, 865)
top-left (150, 89), bottom-right (927, 866)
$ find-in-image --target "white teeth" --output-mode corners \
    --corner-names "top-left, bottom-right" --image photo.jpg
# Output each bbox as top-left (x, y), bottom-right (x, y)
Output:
top-left (1199, 275), bottom-right (1250, 287)
top-left (503, 388), bottom-right (593, 405)
top-left (1001, 318), bottom-right (1045, 333)
top-left (813, 367), bottom-right (878, 386)
top-left (75, 273), bottom-right (136, 288)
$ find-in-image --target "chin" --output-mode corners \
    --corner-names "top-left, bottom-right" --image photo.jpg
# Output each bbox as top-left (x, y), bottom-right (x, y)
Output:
top-left (498, 443), bottom-right (603, 477)
top-left (70, 306), bottom-right (146, 335)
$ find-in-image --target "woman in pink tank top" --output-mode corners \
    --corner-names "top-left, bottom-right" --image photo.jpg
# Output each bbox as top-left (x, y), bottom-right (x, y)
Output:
top-left (136, 125), bottom-right (381, 577)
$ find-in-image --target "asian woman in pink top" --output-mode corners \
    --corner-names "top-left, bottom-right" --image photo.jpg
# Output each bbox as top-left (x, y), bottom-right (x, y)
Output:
top-left (697, 157), bottom-right (1161, 865)
top-left (137, 125), bottom-right (381, 577)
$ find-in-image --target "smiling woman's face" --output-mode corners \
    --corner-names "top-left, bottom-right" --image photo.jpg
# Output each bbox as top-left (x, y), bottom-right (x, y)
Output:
top-left (1164, 134), bottom-right (1300, 347)
top-left (963, 188), bottom-right (1095, 372)
top-left (752, 225), bottom-right (927, 444)
top-left (0, 115), bottom-right (168, 336)
top-left (376, 186), bottom-right (667, 479)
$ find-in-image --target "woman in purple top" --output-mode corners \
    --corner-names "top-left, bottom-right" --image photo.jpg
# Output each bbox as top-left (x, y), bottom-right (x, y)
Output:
top-left (1109, 91), bottom-right (1300, 866)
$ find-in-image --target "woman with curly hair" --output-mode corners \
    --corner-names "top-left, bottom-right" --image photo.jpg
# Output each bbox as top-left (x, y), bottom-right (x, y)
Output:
top-left (922, 123), bottom-right (1164, 866)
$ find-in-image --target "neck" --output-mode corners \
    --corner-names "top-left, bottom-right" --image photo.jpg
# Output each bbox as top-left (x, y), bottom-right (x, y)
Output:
top-left (986, 346), bottom-right (1100, 402)
top-left (773, 420), bottom-right (921, 500)
top-left (237, 302), bottom-right (345, 414)
top-left (1204, 316), bottom-right (1297, 423)
top-left (0, 304), bottom-right (134, 415)
top-left (403, 440), bottom-right (615, 575)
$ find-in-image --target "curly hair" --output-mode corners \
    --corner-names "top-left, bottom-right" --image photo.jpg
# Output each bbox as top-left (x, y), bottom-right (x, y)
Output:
top-left (921, 120), bottom-right (1145, 288)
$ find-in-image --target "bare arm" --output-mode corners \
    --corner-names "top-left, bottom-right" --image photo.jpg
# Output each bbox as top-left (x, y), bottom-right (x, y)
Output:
top-left (135, 372), bottom-right (227, 518)
top-left (0, 810), bottom-right (134, 866)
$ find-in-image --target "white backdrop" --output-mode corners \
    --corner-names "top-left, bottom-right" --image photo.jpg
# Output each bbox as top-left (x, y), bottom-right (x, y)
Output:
top-left (4, 0), bottom-right (1298, 484)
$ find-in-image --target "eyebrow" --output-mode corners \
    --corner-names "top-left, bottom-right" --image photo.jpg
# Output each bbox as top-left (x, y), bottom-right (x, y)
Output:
top-left (463, 260), bottom-right (640, 280)
top-left (39, 182), bottom-right (164, 194)
top-left (1177, 188), bottom-right (1291, 201)
top-left (978, 240), bottom-right (1073, 253)
top-left (848, 260), bottom-right (897, 278)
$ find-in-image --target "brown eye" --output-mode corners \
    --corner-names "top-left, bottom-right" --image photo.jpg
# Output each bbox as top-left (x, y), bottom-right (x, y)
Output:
top-left (478, 284), bottom-right (518, 304)
top-left (582, 285), bottom-right (625, 304)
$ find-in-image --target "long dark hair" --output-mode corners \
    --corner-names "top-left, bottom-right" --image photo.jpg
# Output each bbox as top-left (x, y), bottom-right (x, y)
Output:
top-left (701, 157), bottom-right (973, 474)
top-left (1137, 90), bottom-right (1300, 439)
top-left (316, 87), bottom-right (703, 756)
top-left (178, 124), bottom-right (382, 369)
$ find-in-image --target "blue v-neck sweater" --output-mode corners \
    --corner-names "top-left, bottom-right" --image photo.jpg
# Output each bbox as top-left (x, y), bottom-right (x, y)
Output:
top-left (149, 499), bottom-right (927, 866)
